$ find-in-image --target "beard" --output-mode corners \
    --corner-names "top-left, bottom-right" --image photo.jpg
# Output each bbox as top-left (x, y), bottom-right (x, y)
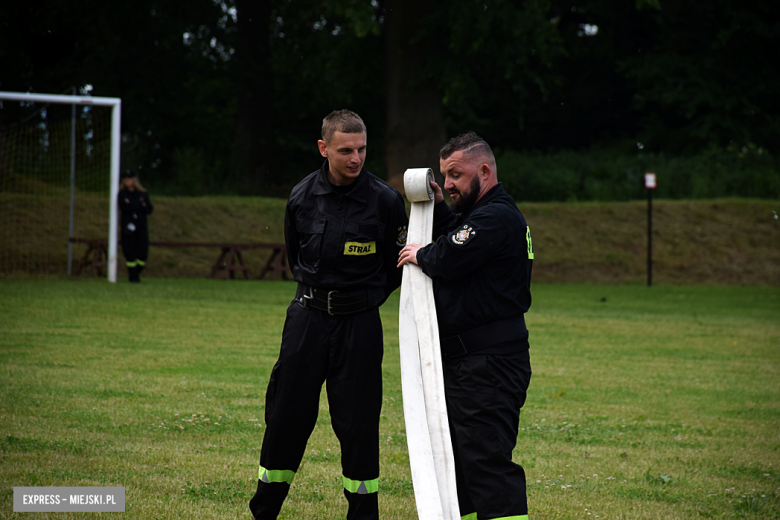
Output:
top-left (449, 175), bottom-right (481, 214)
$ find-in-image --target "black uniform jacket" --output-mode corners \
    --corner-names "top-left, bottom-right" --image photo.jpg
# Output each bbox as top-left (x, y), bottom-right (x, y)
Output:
top-left (416, 183), bottom-right (533, 339)
top-left (285, 161), bottom-right (409, 303)
top-left (118, 189), bottom-right (153, 237)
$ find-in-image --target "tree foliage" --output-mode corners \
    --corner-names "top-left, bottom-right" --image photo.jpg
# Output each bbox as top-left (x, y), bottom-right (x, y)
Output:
top-left (2, 0), bottom-right (777, 196)
top-left (622, 0), bottom-right (780, 152)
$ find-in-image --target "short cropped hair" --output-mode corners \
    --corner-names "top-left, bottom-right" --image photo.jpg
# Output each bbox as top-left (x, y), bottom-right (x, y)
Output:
top-left (321, 110), bottom-right (367, 143)
top-left (439, 131), bottom-right (495, 164)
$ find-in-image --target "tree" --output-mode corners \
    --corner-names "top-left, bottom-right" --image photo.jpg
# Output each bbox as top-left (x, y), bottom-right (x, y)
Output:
top-left (228, 0), bottom-right (273, 193)
top-left (261, 0), bottom-right (385, 190)
top-left (623, 0), bottom-right (780, 152)
top-left (6, 0), bottom-right (777, 198)
top-left (384, 0), bottom-right (446, 190)
top-left (1, 0), bottom-right (237, 193)
top-left (520, 0), bottom-right (780, 154)
top-left (519, 0), bottom-right (654, 151)
top-left (383, 0), bottom-right (563, 188)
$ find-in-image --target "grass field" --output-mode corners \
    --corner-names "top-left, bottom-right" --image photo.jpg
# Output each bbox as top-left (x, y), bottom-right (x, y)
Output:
top-left (1, 278), bottom-right (778, 519)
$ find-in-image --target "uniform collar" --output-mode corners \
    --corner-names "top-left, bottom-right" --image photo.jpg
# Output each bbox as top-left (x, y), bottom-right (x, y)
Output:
top-left (460, 182), bottom-right (506, 220)
top-left (311, 160), bottom-right (370, 203)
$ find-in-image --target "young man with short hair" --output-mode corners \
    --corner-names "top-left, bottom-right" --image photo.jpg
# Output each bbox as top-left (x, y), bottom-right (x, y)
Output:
top-left (249, 110), bottom-right (409, 520)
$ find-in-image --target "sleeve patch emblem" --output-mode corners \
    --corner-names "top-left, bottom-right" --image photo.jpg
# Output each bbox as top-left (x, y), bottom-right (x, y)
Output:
top-left (396, 227), bottom-right (408, 247)
top-left (451, 224), bottom-right (476, 246)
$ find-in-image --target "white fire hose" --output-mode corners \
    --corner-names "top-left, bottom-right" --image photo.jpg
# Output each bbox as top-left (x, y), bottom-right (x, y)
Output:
top-left (399, 168), bottom-right (460, 520)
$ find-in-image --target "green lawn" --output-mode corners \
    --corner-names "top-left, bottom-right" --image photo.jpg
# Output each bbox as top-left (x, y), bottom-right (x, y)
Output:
top-left (0, 279), bottom-right (778, 519)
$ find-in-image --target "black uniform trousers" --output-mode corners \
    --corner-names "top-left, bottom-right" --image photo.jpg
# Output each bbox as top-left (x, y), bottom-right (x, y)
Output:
top-left (444, 341), bottom-right (532, 520)
top-left (250, 302), bottom-right (384, 520)
top-left (121, 231), bottom-right (149, 281)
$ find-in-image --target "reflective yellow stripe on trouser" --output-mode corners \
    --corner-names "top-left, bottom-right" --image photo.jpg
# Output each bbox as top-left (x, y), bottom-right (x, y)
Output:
top-left (461, 515), bottom-right (528, 520)
top-left (136, 259), bottom-right (145, 267)
top-left (126, 261), bottom-right (137, 267)
top-left (258, 465), bottom-right (295, 485)
top-left (342, 476), bottom-right (378, 495)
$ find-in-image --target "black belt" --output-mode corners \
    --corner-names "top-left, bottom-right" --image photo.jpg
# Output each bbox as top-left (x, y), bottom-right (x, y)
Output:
top-left (440, 316), bottom-right (527, 358)
top-left (295, 283), bottom-right (384, 315)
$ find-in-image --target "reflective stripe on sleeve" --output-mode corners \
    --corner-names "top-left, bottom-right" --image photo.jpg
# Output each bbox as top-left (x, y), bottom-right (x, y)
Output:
top-left (341, 476), bottom-right (379, 494)
top-left (258, 465), bottom-right (295, 485)
top-left (461, 514), bottom-right (527, 520)
top-left (526, 226), bottom-right (534, 260)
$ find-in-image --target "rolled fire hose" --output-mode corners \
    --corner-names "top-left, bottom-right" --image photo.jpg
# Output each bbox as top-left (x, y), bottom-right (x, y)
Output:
top-left (399, 168), bottom-right (460, 520)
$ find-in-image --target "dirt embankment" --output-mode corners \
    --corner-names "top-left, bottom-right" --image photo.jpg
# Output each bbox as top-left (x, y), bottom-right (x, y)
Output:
top-left (522, 199), bottom-right (779, 285)
top-left (2, 194), bottom-right (778, 285)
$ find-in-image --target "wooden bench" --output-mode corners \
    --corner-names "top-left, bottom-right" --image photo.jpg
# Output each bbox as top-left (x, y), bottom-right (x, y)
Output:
top-left (151, 241), bottom-right (291, 280)
top-left (70, 237), bottom-right (109, 277)
top-left (69, 238), bottom-right (291, 280)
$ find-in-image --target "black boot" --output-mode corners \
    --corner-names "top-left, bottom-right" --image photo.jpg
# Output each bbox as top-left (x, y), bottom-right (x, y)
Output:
top-left (344, 489), bottom-right (379, 520)
top-left (129, 266), bottom-right (141, 283)
top-left (249, 479), bottom-right (290, 520)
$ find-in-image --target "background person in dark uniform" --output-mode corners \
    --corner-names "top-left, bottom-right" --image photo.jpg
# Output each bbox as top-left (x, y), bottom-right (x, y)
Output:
top-left (249, 110), bottom-right (409, 520)
top-left (398, 132), bottom-right (534, 520)
top-left (118, 170), bottom-right (153, 283)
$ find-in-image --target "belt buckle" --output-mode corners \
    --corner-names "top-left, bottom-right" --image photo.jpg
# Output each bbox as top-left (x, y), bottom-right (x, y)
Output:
top-left (456, 336), bottom-right (468, 356)
top-left (327, 290), bottom-right (339, 315)
top-left (300, 285), bottom-right (314, 308)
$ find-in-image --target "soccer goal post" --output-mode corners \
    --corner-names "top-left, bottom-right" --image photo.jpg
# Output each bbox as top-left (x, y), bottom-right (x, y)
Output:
top-left (0, 91), bottom-right (122, 282)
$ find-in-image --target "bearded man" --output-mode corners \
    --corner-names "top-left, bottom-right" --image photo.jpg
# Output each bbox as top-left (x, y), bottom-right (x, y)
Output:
top-left (398, 132), bottom-right (534, 520)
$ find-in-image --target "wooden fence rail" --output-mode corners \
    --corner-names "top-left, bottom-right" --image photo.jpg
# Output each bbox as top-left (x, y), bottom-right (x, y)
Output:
top-left (69, 238), bottom-right (291, 280)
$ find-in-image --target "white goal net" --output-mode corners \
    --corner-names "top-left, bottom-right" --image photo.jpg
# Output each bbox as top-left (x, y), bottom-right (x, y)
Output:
top-left (0, 92), bottom-right (121, 281)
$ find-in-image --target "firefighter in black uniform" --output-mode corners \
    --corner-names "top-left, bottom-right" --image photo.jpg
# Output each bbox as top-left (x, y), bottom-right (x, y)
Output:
top-left (118, 170), bottom-right (153, 283)
top-left (398, 132), bottom-right (533, 520)
top-left (249, 110), bottom-right (409, 520)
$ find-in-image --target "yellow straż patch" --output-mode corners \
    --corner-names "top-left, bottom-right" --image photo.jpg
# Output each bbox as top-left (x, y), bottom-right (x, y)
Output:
top-left (344, 241), bottom-right (376, 255)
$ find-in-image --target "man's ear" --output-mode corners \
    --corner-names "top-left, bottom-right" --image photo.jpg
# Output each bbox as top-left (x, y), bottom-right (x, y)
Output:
top-left (480, 163), bottom-right (491, 178)
top-left (318, 140), bottom-right (328, 158)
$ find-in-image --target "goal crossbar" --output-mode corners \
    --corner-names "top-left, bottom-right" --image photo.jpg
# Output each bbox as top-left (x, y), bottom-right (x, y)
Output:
top-left (0, 91), bottom-right (122, 282)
